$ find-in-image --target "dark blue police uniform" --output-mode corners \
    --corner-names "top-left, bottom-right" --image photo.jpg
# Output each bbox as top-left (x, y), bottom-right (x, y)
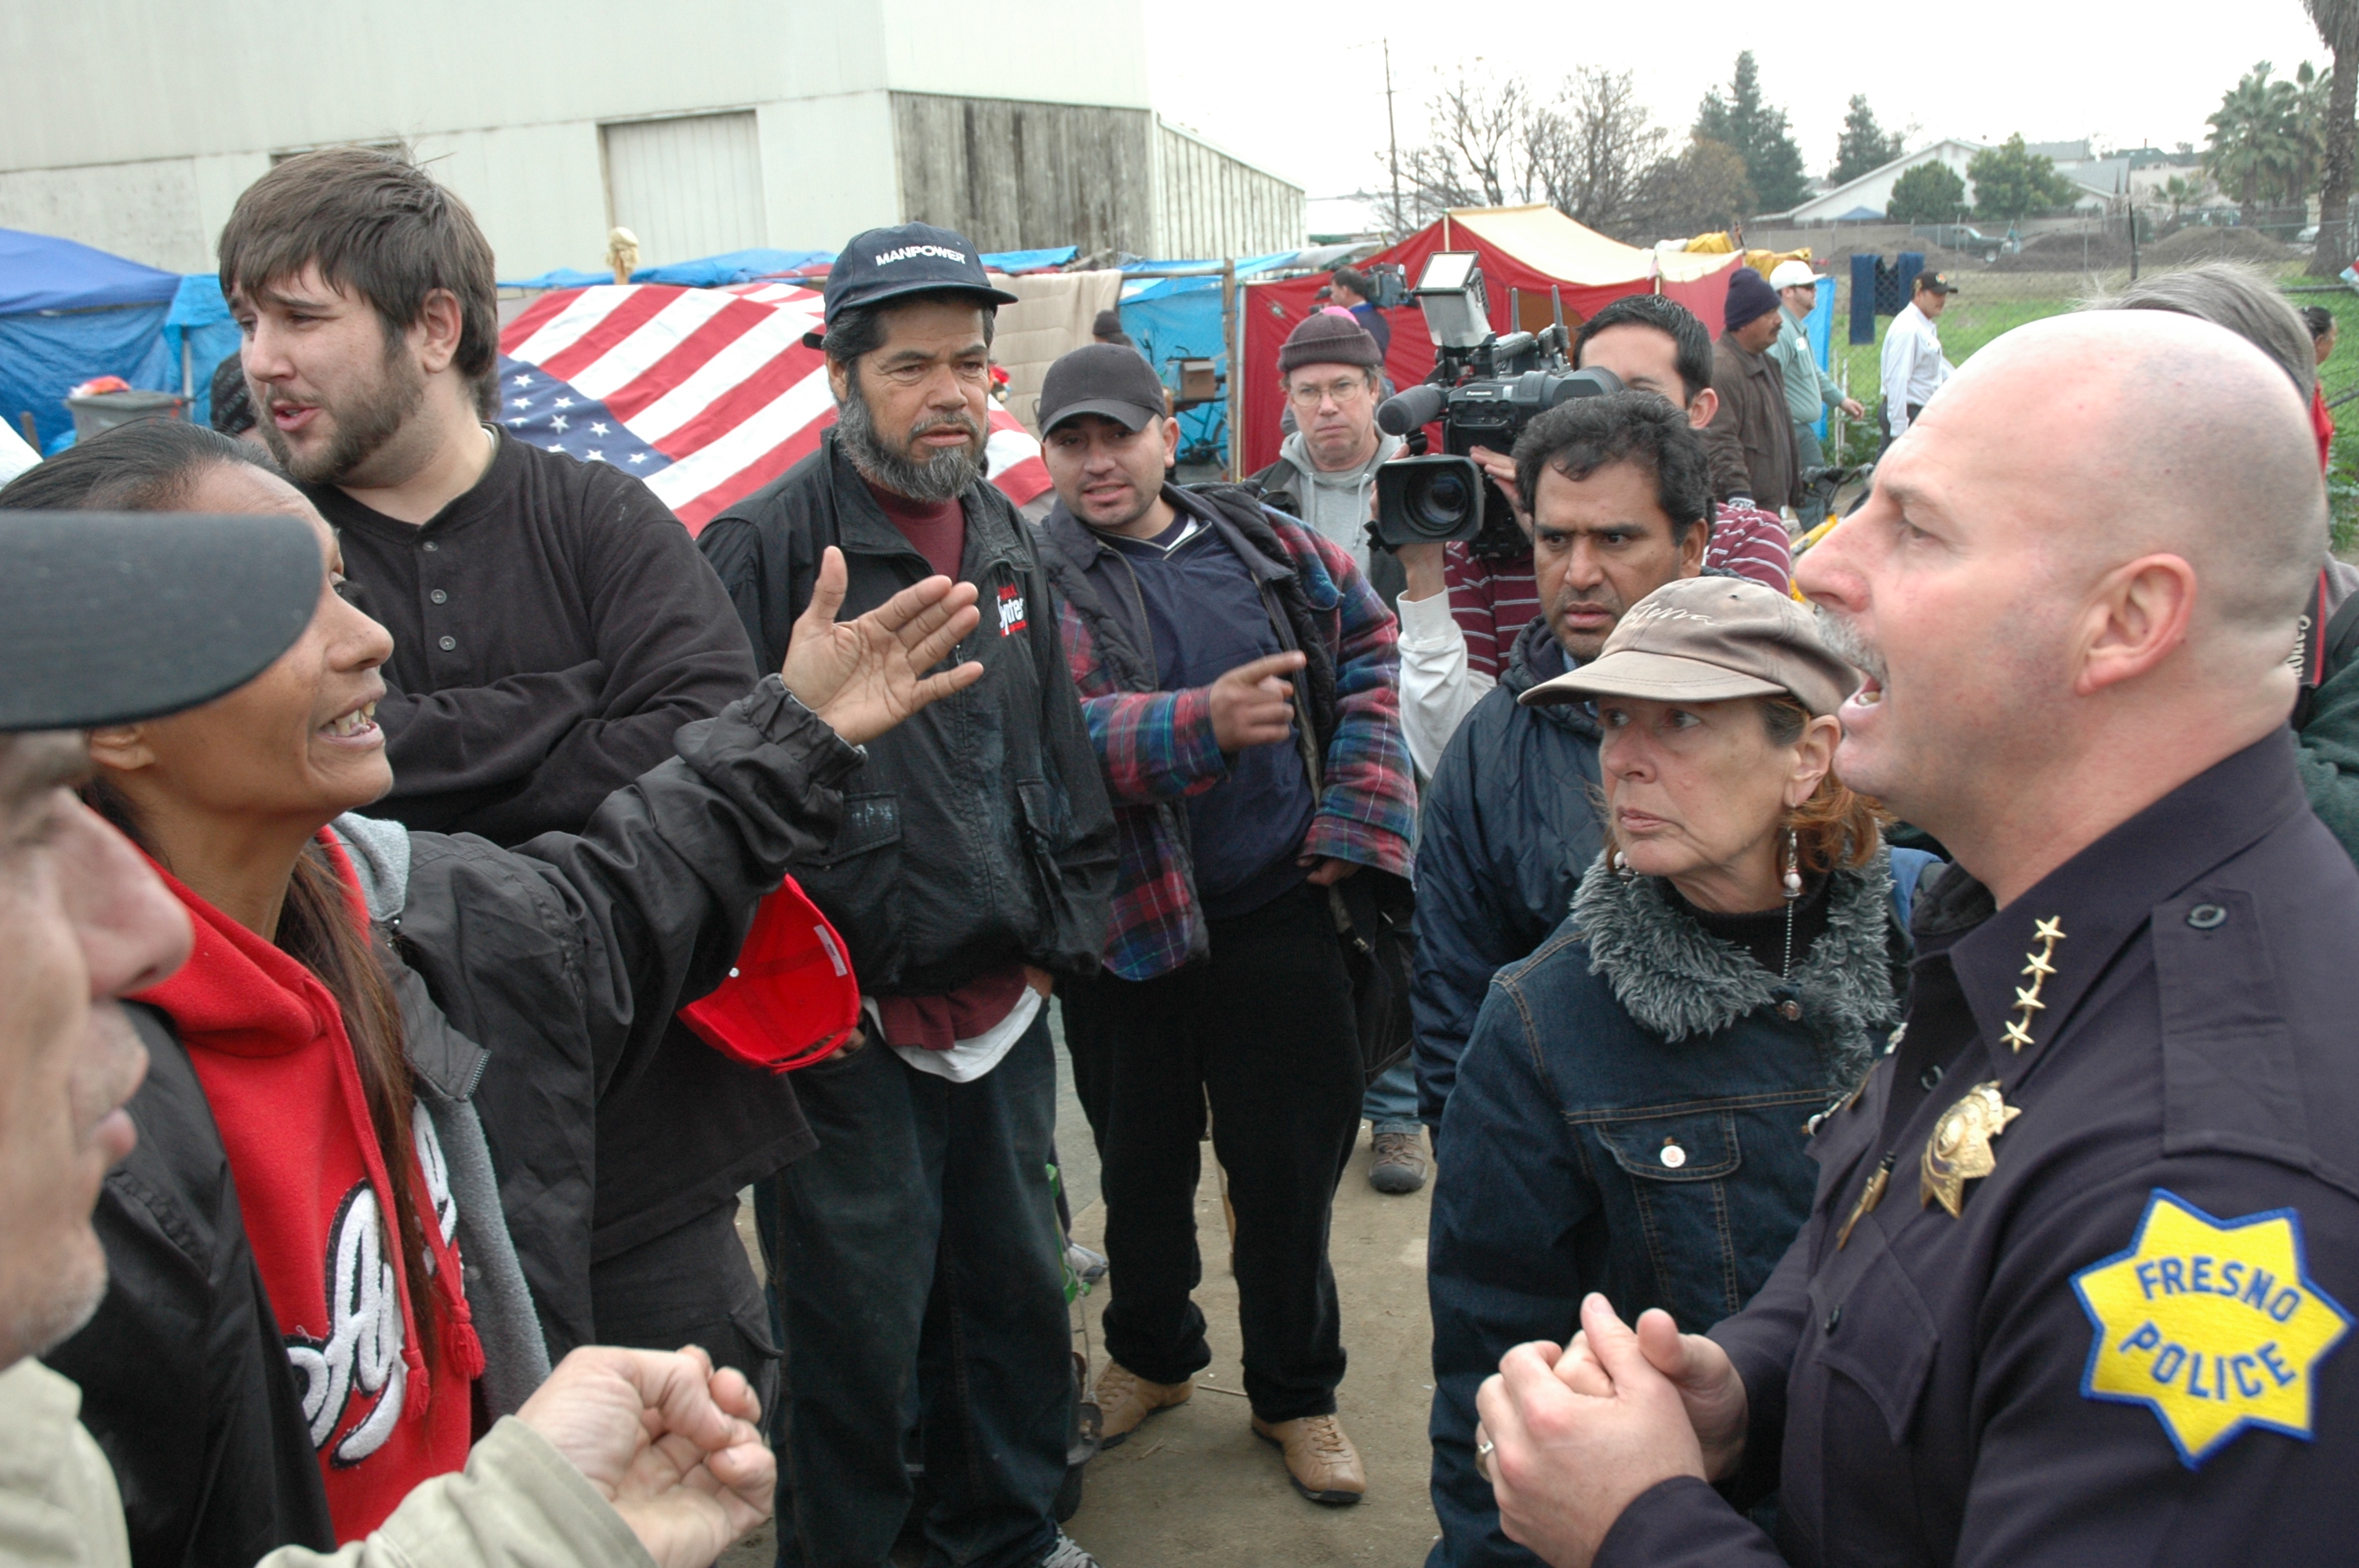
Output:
top-left (1596, 731), bottom-right (2359, 1565)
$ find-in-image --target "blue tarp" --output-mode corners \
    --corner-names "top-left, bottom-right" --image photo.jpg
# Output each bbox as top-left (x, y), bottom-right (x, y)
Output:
top-left (980, 245), bottom-right (1077, 274)
top-left (0, 227), bottom-right (186, 449)
top-left (1121, 252), bottom-right (1299, 303)
top-left (500, 249), bottom-right (835, 291)
top-left (0, 226), bottom-right (180, 314)
top-left (1, 303), bottom-right (175, 450)
top-left (164, 274), bottom-right (241, 429)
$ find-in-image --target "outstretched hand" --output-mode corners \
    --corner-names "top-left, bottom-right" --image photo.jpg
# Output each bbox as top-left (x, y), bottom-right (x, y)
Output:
top-left (518, 1345), bottom-right (773, 1568)
top-left (782, 546), bottom-right (985, 745)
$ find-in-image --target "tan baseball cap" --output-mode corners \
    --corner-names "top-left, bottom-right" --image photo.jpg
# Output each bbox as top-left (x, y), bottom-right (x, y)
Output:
top-left (1520, 576), bottom-right (1860, 718)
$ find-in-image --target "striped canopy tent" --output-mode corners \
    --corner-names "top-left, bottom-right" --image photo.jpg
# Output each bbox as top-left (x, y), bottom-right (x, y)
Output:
top-left (1238, 205), bottom-right (1742, 474)
top-left (497, 280), bottom-right (1049, 534)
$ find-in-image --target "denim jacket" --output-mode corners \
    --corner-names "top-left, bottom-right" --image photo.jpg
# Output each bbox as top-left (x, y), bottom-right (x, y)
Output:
top-left (1424, 847), bottom-right (1912, 1567)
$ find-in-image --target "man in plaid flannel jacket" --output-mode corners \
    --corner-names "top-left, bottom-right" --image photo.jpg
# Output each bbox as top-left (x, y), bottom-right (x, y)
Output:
top-left (1030, 344), bottom-right (1414, 1508)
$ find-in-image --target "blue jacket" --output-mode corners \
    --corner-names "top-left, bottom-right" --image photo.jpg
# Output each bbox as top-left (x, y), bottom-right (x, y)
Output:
top-left (1410, 616), bottom-right (1604, 1127)
top-left (1426, 848), bottom-right (1914, 1567)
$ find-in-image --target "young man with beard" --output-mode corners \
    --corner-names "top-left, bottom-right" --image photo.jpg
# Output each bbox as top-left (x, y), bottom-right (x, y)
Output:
top-left (696, 224), bottom-right (1118, 1568)
top-left (1473, 312), bottom-right (2359, 1568)
top-left (219, 149), bottom-right (798, 1414)
top-left (1030, 344), bottom-right (1415, 1506)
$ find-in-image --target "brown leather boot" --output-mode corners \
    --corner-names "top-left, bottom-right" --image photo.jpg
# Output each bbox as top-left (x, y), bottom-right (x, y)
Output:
top-left (1251, 1413), bottom-right (1366, 1504)
top-left (1093, 1360), bottom-right (1191, 1447)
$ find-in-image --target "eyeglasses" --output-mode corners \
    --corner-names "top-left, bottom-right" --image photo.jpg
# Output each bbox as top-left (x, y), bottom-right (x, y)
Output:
top-left (1288, 377), bottom-right (1372, 408)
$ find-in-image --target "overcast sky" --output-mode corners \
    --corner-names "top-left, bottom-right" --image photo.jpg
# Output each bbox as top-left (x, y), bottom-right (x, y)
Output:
top-left (1143, 2), bottom-right (2332, 199)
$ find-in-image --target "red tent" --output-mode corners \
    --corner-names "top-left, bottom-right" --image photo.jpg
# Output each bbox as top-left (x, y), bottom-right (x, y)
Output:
top-left (1238, 205), bottom-right (1741, 475)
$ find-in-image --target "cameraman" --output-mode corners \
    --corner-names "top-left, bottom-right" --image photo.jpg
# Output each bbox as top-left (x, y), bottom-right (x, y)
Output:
top-left (1396, 295), bottom-right (1792, 778)
top-left (1408, 380), bottom-right (1717, 1137)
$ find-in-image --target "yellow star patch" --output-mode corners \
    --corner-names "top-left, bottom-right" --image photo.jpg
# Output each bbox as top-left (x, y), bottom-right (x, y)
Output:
top-left (2073, 1189), bottom-right (2351, 1466)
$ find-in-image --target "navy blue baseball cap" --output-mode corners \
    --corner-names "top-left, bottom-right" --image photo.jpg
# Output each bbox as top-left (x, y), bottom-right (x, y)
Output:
top-left (816, 223), bottom-right (1018, 340)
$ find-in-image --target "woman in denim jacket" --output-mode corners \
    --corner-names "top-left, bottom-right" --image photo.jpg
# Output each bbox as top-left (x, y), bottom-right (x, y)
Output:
top-left (1424, 579), bottom-right (1936, 1567)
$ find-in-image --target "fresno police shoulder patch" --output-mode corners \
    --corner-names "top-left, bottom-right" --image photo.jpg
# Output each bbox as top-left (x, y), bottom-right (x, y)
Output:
top-left (2072, 1189), bottom-right (2351, 1467)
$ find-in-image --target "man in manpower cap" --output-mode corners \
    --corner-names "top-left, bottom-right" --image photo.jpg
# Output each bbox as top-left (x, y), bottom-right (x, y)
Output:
top-left (1765, 261), bottom-right (1863, 468)
top-left (1030, 343), bottom-right (1414, 1507)
top-left (0, 510), bottom-right (774, 1567)
top-left (699, 223), bottom-right (1117, 1568)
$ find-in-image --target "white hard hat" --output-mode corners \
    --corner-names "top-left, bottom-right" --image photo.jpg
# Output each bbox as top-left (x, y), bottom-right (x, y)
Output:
top-left (1768, 260), bottom-right (1819, 291)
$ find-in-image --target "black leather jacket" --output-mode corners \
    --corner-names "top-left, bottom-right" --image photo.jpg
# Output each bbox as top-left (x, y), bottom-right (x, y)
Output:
top-left (699, 431), bottom-right (1118, 994)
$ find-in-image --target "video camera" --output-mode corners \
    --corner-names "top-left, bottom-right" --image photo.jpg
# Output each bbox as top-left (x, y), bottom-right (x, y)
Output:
top-left (1372, 252), bottom-right (1622, 559)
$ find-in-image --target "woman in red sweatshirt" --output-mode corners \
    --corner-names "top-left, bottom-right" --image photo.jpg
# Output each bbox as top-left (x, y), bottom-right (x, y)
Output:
top-left (77, 469), bottom-right (482, 1538)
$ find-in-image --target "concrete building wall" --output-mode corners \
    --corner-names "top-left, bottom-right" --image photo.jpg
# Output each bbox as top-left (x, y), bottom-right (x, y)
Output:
top-left (891, 94), bottom-right (1156, 256)
top-left (0, 0), bottom-right (1145, 275)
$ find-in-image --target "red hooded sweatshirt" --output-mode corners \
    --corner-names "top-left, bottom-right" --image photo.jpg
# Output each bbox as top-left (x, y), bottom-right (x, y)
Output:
top-left (133, 834), bottom-right (481, 1541)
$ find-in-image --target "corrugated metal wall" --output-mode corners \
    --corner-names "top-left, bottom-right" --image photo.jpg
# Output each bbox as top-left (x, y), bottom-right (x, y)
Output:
top-left (890, 93), bottom-right (1304, 259)
top-left (602, 111), bottom-right (766, 264)
top-left (1150, 122), bottom-right (1303, 257)
top-left (891, 93), bottom-right (1154, 256)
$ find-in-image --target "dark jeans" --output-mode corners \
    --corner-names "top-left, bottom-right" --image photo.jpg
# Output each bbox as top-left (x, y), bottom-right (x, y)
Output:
top-left (766, 1012), bottom-right (1070, 1568)
top-left (591, 1198), bottom-right (779, 1419)
top-left (1060, 880), bottom-right (1363, 1421)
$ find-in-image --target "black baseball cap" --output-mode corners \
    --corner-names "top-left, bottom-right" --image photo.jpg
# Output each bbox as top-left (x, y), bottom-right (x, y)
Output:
top-left (0, 512), bottom-right (322, 731)
top-left (1038, 343), bottom-right (1168, 434)
top-left (1915, 270), bottom-right (1960, 296)
top-left (816, 222), bottom-right (1019, 336)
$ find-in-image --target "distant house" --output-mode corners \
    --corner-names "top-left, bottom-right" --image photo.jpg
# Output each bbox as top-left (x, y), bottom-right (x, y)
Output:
top-left (1768, 138), bottom-right (2118, 223)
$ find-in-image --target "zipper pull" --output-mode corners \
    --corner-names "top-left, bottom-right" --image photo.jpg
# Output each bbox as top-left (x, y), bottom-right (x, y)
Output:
top-left (1836, 1151), bottom-right (1897, 1250)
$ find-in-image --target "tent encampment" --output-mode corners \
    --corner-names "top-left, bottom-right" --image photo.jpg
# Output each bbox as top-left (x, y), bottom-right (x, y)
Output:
top-left (0, 227), bottom-right (184, 449)
top-left (1238, 205), bottom-right (1740, 474)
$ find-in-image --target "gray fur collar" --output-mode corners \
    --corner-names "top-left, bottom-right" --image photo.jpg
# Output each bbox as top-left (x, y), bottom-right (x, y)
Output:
top-left (1572, 846), bottom-right (1900, 1087)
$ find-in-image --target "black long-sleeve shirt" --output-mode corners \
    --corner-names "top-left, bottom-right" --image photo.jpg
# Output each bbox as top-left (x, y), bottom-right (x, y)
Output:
top-left (315, 430), bottom-right (760, 845)
top-left (314, 431), bottom-right (804, 1262)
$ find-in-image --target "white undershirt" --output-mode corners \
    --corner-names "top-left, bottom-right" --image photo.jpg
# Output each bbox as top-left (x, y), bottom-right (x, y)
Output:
top-left (882, 984), bottom-right (1045, 1083)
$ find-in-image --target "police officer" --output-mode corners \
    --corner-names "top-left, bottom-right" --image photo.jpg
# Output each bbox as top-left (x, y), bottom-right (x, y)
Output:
top-left (1467, 309), bottom-right (2359, 1565)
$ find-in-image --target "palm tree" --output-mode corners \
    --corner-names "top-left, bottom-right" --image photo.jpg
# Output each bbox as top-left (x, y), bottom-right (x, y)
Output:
top-left (2207, 63), bottom-right (2301, 223)
top-left (2308, 0), bottom-right (2359, 275)
top-left (2158, 173), bottom-right (2205, 222)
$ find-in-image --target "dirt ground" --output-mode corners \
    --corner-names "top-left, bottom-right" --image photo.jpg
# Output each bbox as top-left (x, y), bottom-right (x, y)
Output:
top-left (720, 1019), bottom-right (1444, 1567)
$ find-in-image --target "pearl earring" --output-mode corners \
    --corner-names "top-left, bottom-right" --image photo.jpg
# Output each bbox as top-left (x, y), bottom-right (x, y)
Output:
top-left (1782, 827), bottom-right (1803, 900)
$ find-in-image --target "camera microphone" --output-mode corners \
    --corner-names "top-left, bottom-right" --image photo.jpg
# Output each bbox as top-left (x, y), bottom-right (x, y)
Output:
top-left (1376, 383), bottom-right (1448, 437)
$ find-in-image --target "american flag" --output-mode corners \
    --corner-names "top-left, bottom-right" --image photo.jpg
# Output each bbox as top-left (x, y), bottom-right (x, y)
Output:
top-left (497, 281), bottom-right (1051, 535)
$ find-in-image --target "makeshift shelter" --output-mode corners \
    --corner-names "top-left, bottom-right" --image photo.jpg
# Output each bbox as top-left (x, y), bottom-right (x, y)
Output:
top-left (496, 280), bottom-right (1045, 534)
top-left (1238, 206), bottom-right (1739, 474)
top-left (0, 227), bottom-right (182, 449)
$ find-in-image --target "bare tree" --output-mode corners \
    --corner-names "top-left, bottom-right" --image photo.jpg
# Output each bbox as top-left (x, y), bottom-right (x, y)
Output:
top-left (1379, 67), bottom-right (1670, 238)
top-left (1528, 68), bottom-right (1668, 237)
top-left (1626, 136), bottom-right (1757, 240)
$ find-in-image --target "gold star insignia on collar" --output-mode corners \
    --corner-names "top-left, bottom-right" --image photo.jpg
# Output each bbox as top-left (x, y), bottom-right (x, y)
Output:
top-left (2005, 918), bottom-right (2066, 1053)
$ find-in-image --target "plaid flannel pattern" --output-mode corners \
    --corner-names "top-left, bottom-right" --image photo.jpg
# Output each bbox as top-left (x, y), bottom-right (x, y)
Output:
top-left (1058, 517), bottom-right (1414, 981)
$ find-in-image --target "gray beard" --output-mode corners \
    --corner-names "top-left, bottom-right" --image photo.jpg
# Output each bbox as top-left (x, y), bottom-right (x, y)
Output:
top-left (1812, 603), bottom-right (1887, 684)
top-left (834, 377), bottom-right (984, 503)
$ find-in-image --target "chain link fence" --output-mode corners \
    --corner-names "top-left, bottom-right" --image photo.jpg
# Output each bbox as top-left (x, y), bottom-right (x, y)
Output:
top-left (1765, 216), bottom-right (2358, 550)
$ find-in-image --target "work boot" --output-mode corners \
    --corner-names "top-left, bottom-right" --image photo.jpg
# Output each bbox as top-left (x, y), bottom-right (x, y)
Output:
top-left (1369, 1128), bottom-right (1429, 1194)
top-left (1251, 1413), bottom-right (1366, 1504)
top-left (1093, 1360), bottom-right (1191, 1447)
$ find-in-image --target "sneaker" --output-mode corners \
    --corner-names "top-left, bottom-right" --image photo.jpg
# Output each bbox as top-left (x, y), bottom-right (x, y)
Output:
top-left (1369, 1129), bottom-right (1429, 1194)
top-left (1065, 1240), bottom-right (1108, 1284)
top-left (1038, 1531), bottom-right (1102, 1568)
top-left (1251, 1413), bottom-right (1366, 1504)
top-left (1092, 1359), bottom-right (1191, 1447)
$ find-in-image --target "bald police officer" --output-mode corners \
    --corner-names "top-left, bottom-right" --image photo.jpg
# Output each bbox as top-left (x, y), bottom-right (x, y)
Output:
top-left (1470, 309), bottom-right (2359, 1565)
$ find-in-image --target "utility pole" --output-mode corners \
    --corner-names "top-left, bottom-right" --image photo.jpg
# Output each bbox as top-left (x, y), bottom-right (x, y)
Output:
top-left (1383, 38), bottom-right (1403, 237)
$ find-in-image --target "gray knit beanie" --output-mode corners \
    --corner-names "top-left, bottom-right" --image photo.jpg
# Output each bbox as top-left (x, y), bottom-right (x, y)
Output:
top-left (1278, 310), bottom-right (1384, 373)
